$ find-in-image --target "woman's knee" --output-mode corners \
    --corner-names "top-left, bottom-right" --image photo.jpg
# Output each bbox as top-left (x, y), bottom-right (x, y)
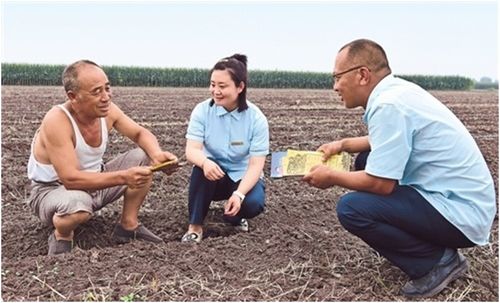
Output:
top-left (241, 181), bottom-right (265, 217)
top-left (188, 166), bottom-right (215, 197)
top-left (241, 196), bottom-right (265, 218)
top-left (190, 165), bottom-right (204, 180)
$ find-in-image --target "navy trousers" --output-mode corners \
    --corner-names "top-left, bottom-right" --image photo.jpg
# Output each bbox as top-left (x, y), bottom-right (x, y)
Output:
top-left (336, 151), bottom-right (474, 279)
top-left (188, 164), bottom-right (265, 226)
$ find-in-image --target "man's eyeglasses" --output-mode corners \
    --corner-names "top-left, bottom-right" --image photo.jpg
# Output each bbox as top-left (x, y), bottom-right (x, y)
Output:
top-left (332, 65), bottom-right (365, 83)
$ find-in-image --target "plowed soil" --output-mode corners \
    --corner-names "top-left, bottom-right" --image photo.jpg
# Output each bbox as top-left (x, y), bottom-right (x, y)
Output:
top-left (1, 86), bottom-right (498, 301)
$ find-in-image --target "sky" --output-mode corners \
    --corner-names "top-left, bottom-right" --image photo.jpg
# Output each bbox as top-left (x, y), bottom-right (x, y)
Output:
top-left (1, 1), bottom-right (498, 81)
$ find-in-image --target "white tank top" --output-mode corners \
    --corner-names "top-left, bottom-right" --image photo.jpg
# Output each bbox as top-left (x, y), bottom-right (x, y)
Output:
top-left (27, 104), bottom-right (108, 182)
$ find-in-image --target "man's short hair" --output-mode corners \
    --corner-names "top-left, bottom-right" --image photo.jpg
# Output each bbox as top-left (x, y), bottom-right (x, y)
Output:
top-left (62, 60), bottom-right (101, 93)
top-left (340, 39), bottom-right (391, 73)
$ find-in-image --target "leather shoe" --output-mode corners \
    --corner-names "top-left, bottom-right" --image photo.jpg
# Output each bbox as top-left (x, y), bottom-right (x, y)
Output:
top-left (401, 249), bottom-right (468, 298)
top-left (47, 232), bottom-right (73, 255)
top-left (112, 223), bottom-right (163, 244)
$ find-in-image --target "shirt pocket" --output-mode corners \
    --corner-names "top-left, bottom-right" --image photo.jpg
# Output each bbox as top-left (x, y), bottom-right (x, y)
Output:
top-left (228, 139), bottom-right (250, 162)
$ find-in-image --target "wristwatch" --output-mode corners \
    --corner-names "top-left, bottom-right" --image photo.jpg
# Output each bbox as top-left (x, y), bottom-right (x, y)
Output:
top-left (232, 190), bottom-right (245, 202)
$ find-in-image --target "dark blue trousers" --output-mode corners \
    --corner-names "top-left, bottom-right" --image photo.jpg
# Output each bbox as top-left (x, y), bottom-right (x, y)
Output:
top-left (336, 151), bottom-right (474, 279)
top-left (188, 164), bottom-right (265, 226)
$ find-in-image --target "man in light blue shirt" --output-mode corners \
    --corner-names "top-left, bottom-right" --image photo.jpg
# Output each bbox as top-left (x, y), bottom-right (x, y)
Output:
top-left (303, 39), bottom-right (496, 298)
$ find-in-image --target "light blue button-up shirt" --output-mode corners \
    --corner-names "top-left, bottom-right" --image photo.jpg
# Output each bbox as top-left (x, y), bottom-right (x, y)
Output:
top-left (186, 98), bottom-right (269, 182)
top-left (363, 75), bottom-right (496, 245)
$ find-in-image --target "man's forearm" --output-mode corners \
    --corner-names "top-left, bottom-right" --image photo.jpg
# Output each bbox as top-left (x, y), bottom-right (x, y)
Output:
top-left (331, 170), bottom-right (395, 195)
top-left (340, 136), bottom-right (370, 153)
top-left (135, 129), bottom-right (162, 160)
top-left (60, 170), bottom-right (126, 190)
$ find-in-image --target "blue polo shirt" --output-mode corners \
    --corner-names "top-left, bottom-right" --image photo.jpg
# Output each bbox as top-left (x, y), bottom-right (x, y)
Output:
top-left (363, 75), bottom-right (496, 245)
top-left (186, 99), bottom-right (269, 182)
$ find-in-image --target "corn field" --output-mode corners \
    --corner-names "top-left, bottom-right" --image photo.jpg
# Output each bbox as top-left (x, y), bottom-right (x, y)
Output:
top-left (1, 63), bottom-right (477, 90)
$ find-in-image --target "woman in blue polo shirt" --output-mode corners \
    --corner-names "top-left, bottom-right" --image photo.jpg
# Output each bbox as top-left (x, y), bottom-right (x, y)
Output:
top-left (182, 54), bottom-right (269, 243)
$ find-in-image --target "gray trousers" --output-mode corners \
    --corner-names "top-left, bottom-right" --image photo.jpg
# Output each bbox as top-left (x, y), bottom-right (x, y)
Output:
top-left (27, 148), bottom-right (149, 226)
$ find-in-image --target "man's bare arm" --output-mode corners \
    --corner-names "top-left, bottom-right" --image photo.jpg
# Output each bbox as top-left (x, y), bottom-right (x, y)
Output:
top-left (42, 107), bottom-right (150, 190)
top-left (111, 103), bottom-right (177, 165)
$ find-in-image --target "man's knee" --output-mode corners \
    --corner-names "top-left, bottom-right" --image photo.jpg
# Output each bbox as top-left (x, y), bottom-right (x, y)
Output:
top-left (53, 210), bottom-right (92, 225)
top-left (64, 190), bottom-right (93, 207)
top-left (52, 210), bottom-right (91, 238)
top-left (336, 192), bottom-right (370, 232)
top-left (53, 190), bottom-right (92, 214)
top-left (129, 148), bottom-right (150, 166)
top-left (77, 211), bottom-right (92, 222)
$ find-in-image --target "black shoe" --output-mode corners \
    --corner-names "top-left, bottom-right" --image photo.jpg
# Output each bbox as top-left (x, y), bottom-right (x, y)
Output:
top-left (112, 224), bottom-right (163, 244)
top-left (47, 232), bottom-right (73, 255)
top-left (401, 249), bottom-right (468, 298)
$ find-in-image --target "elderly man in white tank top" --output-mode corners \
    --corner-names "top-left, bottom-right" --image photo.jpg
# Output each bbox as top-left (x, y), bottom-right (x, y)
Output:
top-left (27, 60), bottom-right (179, 255)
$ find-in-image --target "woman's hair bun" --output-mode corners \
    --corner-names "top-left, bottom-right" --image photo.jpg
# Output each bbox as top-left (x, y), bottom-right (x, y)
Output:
top-left (230, 54), bottom-right (247, 66)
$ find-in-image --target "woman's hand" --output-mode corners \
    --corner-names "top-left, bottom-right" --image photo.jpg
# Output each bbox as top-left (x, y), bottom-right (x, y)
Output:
top-left (224, 194), bottom-right (242, 216)
top-left (202, 159), bottom-right (225, 181)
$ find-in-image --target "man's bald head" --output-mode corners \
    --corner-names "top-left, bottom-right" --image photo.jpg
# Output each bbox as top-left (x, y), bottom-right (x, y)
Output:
top-left (62, 60), bottom-right (102, 93)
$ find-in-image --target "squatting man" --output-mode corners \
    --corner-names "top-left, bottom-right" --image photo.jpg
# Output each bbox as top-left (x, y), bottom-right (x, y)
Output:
top-left (27, 60), bottom-right (179, 255)
top-left (303, 39), bottom-right (496, 298)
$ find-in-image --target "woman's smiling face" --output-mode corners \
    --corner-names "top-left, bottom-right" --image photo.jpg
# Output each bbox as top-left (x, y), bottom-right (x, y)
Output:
top-left (210, 69), bottom-right (244, 111)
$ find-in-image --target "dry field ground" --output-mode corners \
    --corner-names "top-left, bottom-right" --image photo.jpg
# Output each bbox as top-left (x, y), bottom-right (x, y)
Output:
top-left (1, 86), bottom-right (498, 301)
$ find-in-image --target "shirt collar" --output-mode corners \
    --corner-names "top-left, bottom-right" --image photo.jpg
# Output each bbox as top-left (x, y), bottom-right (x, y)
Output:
top-left (215, 105), bottom-right (242, 120)
top-left (368, 74), bottom-right (394, 106)
top-left (363, 73), bottom-right (394, 122)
